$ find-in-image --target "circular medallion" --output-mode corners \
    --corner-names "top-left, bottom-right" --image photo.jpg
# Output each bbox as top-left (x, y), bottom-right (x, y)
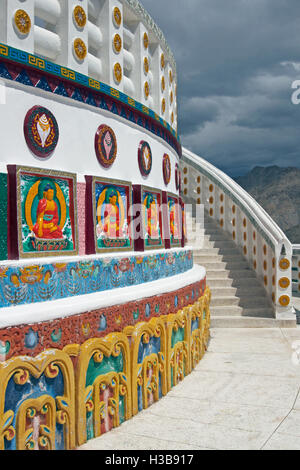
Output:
top-left (138, 141), bottom-right (152, 177)
top-left (73, 6), bottom-right (87, 28)
top-left (113, 62), bottom-right (122, 84)
top-left (144, 57), bottom-right (149, 74)
top-left (73, 38), bottom-right (87, 60)
top-left (144, 81), bottom-right (150, 99)
top-left (169, 69), bottom-right (173, 84)
top-left (113, 33), bottom-right (122, 53)
top-left (143, 32), bottom-right (149, 49)
top-left (161, 53), bottom-right (165, 70)
top-left (163, 153), bottom-right (171, 185)
top-left (14, 9), bottom-right (31, 35)
top-left (113, 7), bottom-right (122, 27)
top-left (161, 76), bottom-right (165, 92)
top-left (175, 163), bottom-right (181, 191)
top-left (279, 277), bottom-right (290, 289)
top-left (170, 90), bottom-right (173, 104)
top-left (161, 98), bottom-right (166, 114)
top-left (171, 112), bottom-right (174, 124)
top-left (279, 258), bottom-right (290, 270)
top-left (95, 125), bottom-right (117, 168)
top-left (279, 295), bottom-right (290, 307)
top-left (24, 106), bottom-right (59, 158)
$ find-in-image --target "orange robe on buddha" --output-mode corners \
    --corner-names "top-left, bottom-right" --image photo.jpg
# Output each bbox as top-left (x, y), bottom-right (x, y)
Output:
top-left (33, 198), bottom-right (63, 239)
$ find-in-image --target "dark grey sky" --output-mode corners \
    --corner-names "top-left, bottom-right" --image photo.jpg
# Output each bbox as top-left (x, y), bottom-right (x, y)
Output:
top-left (141, 0), bottom-right (300, 176)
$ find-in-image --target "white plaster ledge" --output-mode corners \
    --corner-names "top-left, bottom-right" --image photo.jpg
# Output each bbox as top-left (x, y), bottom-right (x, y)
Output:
top-left (0, 265), bottom-right (206, 328)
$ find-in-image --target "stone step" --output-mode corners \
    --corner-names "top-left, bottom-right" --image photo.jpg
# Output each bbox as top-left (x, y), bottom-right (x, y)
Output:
top-left (206, 278), bottom-right (233, 287)
top-left (235, 286), bottom-right (266, 296)
top-left (206, 269), bottom-right (230, 279)
top-left (238, 293), bottom-right (273, 306)
top-left (212, 240), bottom-right (237, 248)
top-left (206, 233), bottom-right (231, 241)
top-left (194, 254), bottom-right (223, 263)
top-left (200, 261), bottom-right (227, 270)
top-left (210, 286), bottom-right (237, 296)
top-left (226, 269), bottom-right (257, 278)
top-left (210, 305), bottom-right (243, 316)
top-left (210, 296), bottom-right (240, 307)
top-left (210, 316), bottom-right (280, 328)
top-left (223, 261), bottom-right (250, 270)
top-left (242, 307), bottom-right (275, 317)
top-left (231, 277), bottom-right (262, 287)
top-left (194, 248), bottom-right (220, 256)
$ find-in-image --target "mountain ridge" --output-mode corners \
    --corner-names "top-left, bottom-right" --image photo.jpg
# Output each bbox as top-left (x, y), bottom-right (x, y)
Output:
top-left (234, 165), bottom-right (300, 244)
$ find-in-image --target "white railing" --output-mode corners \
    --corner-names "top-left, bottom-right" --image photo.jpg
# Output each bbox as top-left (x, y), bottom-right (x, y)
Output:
top-left (292, 245), bottom-right (300, 295)
top-left (0, 0), bottom-right (177, 130)
top-left (181, 147), bottom-right (294, 319)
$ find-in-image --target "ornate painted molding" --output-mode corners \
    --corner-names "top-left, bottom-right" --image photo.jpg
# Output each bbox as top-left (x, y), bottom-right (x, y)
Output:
top-left (0, 43), bottom-right (181, 157)
top-left (0, 249), bottom-right (193, 309)
top-left (0, 279), bottom-right (205, 361)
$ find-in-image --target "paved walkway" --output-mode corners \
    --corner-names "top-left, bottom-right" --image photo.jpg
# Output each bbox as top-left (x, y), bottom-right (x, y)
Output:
top-left (78, 327), bottom-right (300, 451)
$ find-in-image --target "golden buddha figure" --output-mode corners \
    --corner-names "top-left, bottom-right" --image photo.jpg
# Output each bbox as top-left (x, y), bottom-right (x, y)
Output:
top-left (32, 183), bottom-right (63, 239)
top-left (103, 187), bottom-right (120, 238)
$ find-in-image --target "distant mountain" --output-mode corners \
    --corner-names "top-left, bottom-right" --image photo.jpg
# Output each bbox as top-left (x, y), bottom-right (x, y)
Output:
top-left (235, 166), bottom-right (300, 244)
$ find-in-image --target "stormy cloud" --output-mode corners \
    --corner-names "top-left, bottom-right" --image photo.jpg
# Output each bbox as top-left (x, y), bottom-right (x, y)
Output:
top-left (141, 0), bottom-right (300, 176)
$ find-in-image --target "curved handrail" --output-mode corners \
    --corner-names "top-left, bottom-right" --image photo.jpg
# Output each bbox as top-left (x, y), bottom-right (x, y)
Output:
top-left (182, 147), bottom-right (292, 251)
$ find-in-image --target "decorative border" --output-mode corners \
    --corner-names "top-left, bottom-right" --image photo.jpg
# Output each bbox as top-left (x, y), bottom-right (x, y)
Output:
top-left (0, 43), bottom-right (181, 157)
top-left (0, 249), bottom-right (193, 309)
top-left (0, 278), bottom-right (204, 361)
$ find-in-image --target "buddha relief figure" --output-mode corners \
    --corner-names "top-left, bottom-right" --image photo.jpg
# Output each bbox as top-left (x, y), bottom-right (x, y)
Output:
top-left (103, 187), bottom-right (120, 238)
top-left (32, 183), bottom-right (63, 239)
top-left (169, 199), bottom-right (180, 240)
top-left (145, 194), bottom-right (159, 239)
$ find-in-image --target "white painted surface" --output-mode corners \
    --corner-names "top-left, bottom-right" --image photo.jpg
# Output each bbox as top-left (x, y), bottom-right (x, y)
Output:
top-left (0, 265), bottom-right (206, 328)
top-left (0, 81), bottom-right (179, 193)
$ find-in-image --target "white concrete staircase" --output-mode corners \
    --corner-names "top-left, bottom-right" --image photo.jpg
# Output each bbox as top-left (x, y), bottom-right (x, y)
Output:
top-left (187, 211), bottom-right (280, 327)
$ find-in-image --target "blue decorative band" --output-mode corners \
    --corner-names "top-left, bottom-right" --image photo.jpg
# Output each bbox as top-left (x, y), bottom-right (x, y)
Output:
top-left (0, 249), bottom-right (193, 309)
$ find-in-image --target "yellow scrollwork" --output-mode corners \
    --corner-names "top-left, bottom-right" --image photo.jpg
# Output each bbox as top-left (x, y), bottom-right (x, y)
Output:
top-left (124, 317), bottom-right (167, 416)
top-left (76, 333), bottom-right (131, 446)
top-left (0, 350), bottom-right (75, 450)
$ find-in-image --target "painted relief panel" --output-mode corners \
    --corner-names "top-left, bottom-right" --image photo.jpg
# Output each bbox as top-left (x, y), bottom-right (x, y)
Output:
top-left (142, 187), bottom-right (164, 250)
top-left (14, 166), bottom-right (78, 258)
top-left (24, 106), bottom-right (59, 158)
top-left (91, 177), bottom-right (132, 253)
top-left (167, 194), bottom-right (182, 247)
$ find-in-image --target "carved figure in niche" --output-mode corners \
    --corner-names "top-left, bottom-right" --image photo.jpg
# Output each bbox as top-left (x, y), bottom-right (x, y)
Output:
top-left (32, 183), bottom-right (63, 239)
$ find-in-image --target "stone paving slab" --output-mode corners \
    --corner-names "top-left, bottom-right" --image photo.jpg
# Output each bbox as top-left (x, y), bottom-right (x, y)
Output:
top-left (78, 327), bottom-right (300, 451)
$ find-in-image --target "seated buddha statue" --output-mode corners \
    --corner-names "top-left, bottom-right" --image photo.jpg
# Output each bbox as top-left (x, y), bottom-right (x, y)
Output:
top-left (32, 183), bottom-right (63, 239)
top-left (169, 200), bottom-right (180, 240)
top-left (103, 187), bottom-right (120, 238)
top-left (145, 194), bottom-right (159, 239)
